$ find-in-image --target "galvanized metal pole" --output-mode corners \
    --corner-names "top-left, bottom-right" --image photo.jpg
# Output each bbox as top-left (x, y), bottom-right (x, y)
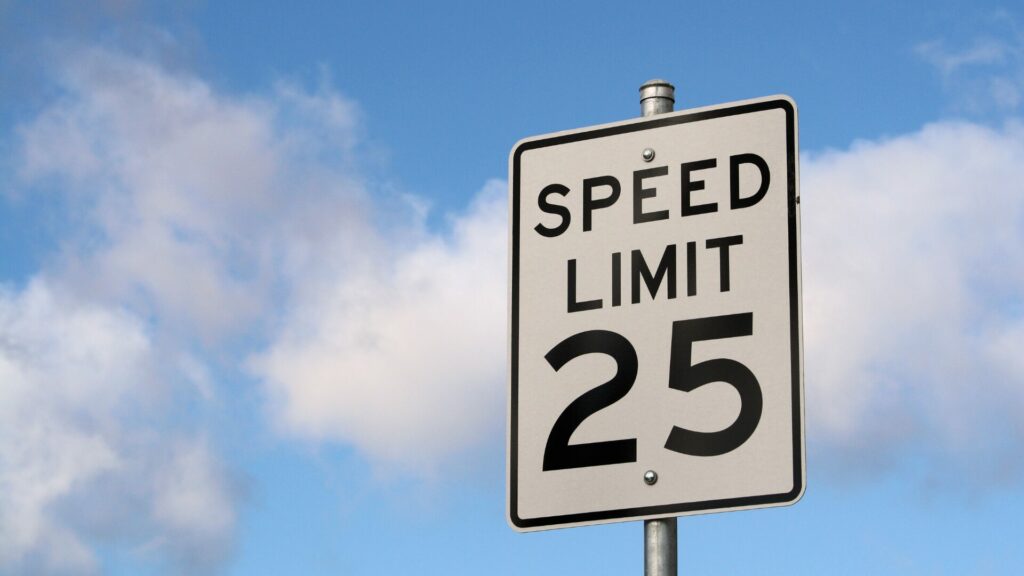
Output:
top-left (640, 78), bottom-right (678, 576)
top-left (645, 517), bottom-right (677, 576)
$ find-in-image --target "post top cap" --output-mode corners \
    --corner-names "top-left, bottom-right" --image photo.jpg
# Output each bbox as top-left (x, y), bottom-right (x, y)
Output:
top-left (640, 78), bottom-right (674, 89)
top-left (639, 79), bottom-right (675, 102)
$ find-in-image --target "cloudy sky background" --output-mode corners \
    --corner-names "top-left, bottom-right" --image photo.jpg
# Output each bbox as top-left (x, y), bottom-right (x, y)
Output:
top-left (2, 1), bottom-right (1024, 574)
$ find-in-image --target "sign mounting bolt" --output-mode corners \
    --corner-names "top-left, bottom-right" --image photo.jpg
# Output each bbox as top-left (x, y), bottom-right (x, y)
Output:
top-left (642, 147), bottom-right (656, 162)
top-left (644, 470), bottom-right (658, 485)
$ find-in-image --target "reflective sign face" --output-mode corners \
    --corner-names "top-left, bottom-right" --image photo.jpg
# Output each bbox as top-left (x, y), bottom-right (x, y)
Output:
top-left (508, 96), bottom-right (804, 532)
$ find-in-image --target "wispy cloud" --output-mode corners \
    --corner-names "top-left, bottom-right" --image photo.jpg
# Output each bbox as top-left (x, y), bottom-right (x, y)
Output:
top-left (917, 38), bottom-right (1010, 76)
top-left (916, 16), bottom-right (1024, 113)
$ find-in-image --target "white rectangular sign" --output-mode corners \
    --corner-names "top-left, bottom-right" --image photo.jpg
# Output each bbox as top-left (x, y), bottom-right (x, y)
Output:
top-left (508, 96), bottom-right (804, 531)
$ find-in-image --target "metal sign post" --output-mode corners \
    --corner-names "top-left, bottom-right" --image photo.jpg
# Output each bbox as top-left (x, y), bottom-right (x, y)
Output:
top-left (639, 78), bottom-right (678, 576)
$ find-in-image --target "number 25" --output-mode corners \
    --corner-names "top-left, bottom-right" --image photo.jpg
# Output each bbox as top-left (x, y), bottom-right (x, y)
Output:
top-left (543, 313), bottom-right (763, 471)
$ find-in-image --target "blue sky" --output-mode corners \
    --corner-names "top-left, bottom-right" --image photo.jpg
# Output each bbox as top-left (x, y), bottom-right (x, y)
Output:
top-left (2, 1), bottom-right (1024, 574)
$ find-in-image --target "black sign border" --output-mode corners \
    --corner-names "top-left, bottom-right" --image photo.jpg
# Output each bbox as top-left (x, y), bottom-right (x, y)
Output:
top-left (509, 98), bottom-right (803, 530)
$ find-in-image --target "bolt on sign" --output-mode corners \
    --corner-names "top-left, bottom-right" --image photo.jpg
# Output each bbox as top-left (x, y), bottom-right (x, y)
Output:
top-left (507, 96), bottom-right (804, 531)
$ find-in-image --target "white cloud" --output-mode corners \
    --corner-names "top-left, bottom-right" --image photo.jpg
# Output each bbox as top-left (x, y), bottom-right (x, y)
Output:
top-left (802, 120), bottom-right (1024, 481)
top-left (15, 48), bottom-right (370, 344)
top-left (148, 439), bottom-right (238, 570)
top-left (4, 48), bottom-right (373, 573)
top-left (252, 180), bottom-right (508, 473)
top-left (0, 280), bottom-right (237, 575)
top-left (15, 46), bottom-right (507, 482)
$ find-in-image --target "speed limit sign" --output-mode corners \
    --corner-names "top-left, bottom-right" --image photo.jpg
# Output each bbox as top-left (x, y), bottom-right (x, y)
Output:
top-left (507, 96), bottom-right (804, 531)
